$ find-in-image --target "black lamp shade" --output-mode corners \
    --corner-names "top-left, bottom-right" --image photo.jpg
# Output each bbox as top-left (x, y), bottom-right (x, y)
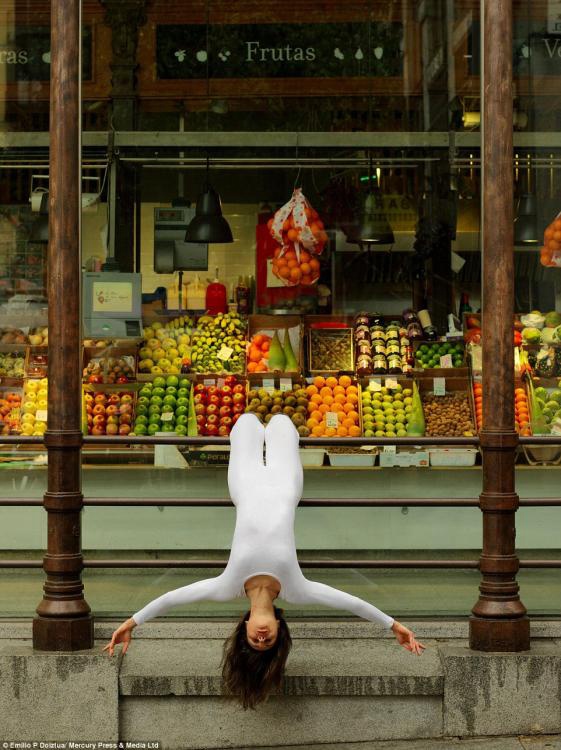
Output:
top-left (514, 193), bottom-right (539, 245)
top-left (185, 184), bottom-right (233, 244)
top-left (358, 193), bottom-right (395, 245)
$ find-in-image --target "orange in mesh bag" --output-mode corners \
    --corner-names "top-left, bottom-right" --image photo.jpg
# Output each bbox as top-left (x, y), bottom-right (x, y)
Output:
top-left (267, 188), bottom-right (327, 286)
top-left (540, 214), bottom-right (561, 267)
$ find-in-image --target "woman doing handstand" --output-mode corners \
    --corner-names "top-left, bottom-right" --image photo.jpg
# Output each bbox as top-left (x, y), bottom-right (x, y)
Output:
top-left (103, 412), bottom-right (425, 709)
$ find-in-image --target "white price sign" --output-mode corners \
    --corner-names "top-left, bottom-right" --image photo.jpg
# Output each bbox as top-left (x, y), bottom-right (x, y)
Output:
top-left (161, 412), bottom-right (174, 422)
top-left (433, 378), bottom-right (446, 396)
top-left (217, 345), bottom-right (234, 361)
top-left (36, 410), bottom-right (48, 421)
top-left (383, 445), bottom-right (397, 454)
top-left (325, 411), bottom-right (339, 429)
top-left (368, 378), bottom-right (382, 392)
top-left (280, 378), bottom-right (292, 392)
top-left (385, 378), bottom-right (399, 389)
top-left (439, 354), bottom-right (453, 368)
top-left (203, 378), bottom-right (215, 386)
top-left (262, 378), bottom-right (275, 393)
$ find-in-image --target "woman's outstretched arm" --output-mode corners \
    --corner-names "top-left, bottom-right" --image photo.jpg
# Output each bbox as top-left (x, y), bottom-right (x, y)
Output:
top-left (289, 577), bottom-right (394, 629)
top-left (131, 574), bottom-right (230, 626)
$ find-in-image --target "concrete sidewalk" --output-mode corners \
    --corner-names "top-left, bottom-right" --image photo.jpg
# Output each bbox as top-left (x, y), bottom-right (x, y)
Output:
top-left (243, 738), bottom-right (561, 750)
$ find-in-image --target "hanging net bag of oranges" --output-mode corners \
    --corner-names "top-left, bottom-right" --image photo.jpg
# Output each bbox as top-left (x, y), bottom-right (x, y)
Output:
top-left (267, 188), bottom-right (327, 286)
top-left (540, 213), bottom-right (561, 267)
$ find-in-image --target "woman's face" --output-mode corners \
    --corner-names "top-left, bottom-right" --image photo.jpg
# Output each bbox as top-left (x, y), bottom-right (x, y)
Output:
top-left (245, 614), bottom-right (280, 651)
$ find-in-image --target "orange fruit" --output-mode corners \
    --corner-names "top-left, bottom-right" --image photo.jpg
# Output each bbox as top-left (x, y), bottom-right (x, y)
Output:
top-left (318, 403), bottom-right (330, 414)
top-left (287, 228), bottom-right (299, 242)
top-left (305, 384), bottom-right (318, 396)
top-left (333, 385), bottom-right (345, 395)
top-left (278, 265), bottom-right (291, 279)
top-left (337, 425), bottom-right (348, 436)
top-left (346, 385), bottom-right (358, 395)
top-left (309, 257), bottom-right (320, 272)
top-left (300, 275), bottom-right (313, 285)
top-left (347, 410), bottom-right (359, 422)
top-left (300, 262), bottom-right (311, 275)
top-left (287, 258), bottom-right (299, 269)
top-left (310, 393), bottom-right (323, 404)
top-left (312, 424), bottom-right (325, 436)
top-left (249, 347), bottom-right (262, 362)
top-left (346, 393), bottom-right (359, 405)
top-left (313, 376), bottom-right (326, 388)
top-left (338, 375), bottom-right (352, 388)
top-left (333, 393), bottom-right (346, 404)
top-left (348, 425), bottom-right (361, 437)
top-left (325, 426), bottom-right (337, 437)
top-left (322, 394), bottom-right (334, 406)
top-left (311, 409), bottom-right (323, 422)
top-left (307, 418), bottom-right (319, 429)
top-left (299, 249), bottom-right (311, 262)
top-left (255, 363), bottom-right (267, 372)
top-left (290, 267), bottom-right (302, 282)
top-left (284, 248), bottom-right (296, 260)
top-left (330, 402), bottom-right (344, 414)
top-left (343, 402), bottom-right (355, 413)
top-left (247, 361), bottom-right (258, 372)
top-left (342, 417), bottom-right (355, 429)
top-left (320, 386), bottom-right (333, 398)
top-left (325, 376), bottom-right (338, 388)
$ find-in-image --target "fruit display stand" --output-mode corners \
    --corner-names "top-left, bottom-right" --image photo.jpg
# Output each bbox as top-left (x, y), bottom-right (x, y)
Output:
top-left (412, 339), bottom-right (468, 377)
top-left (82, 345), bottom-right (137, 385)
top-left (84, 385), bottom-right (137, 437)
top-left (305, 316), bottom-right (355, 375)
top-left (189, 312), bottom-right (247, 376)
top-left (524, 375), bottom-right (561, 465)
top-left (247, 314), bottom-right (303, 375)
top-left (0, 345), bottom-right (27, 382)
top-left (133, 375), bottom-right (193, 437)
top-left (0, 386), bottom-right (23, 436)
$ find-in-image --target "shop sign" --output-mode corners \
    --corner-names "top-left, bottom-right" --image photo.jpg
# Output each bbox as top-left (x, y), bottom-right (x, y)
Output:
top-left (0, 26), bottom-right (92, 81)
top-left (156, 22), bottom-right (403, 80)
top-left (469, 20), bottom-right (561, 76)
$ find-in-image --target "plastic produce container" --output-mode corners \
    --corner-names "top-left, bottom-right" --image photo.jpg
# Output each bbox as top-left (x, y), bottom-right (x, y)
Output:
top-left (327, 450), bottom-right (377, 467)
top-left (299, 448), bottom-right (325, 466)
top-left (428, 448), bottom-right (478, 466)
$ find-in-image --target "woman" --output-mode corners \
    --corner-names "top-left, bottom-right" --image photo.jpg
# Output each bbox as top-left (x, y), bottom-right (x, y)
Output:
top-left (102, 412), bottom-right (425, 709)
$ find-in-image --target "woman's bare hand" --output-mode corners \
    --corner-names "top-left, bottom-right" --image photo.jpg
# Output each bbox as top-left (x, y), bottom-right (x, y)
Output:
top-left (391, 620), bottom-right (426, 655)
top-left (102, 617), bottom-right (136, 657)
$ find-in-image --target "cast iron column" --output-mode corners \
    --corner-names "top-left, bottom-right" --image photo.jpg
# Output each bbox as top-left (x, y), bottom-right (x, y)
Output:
top-left (33, 0), bottom-right (92, 650)
top-left (469, 0), bottom-right (530, 651)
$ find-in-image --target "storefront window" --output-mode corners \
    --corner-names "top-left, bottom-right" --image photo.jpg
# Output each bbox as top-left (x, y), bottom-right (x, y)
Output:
top-left (0, 2), bottom-right (559, 624)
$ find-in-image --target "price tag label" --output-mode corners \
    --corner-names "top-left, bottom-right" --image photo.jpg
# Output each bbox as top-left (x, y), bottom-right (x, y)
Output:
top-left (368, 378), bottom-right (382, 392)
top-left (306, 376), bottom-right (315, 384)
top-left (203, 378), bottom-right (215, 386)
top-left (433, 377), bottom-right (446, 396)
top-left (36, 410), bottom-right (48, 421)
top-left (280, 378), bottom-right (292, 392)
top-left (217, 345), bottom-right (234, 361)
top-left (440, 354), bottom-right (453, 368)
top-left (385, 377), bottom-right (399, 389)
top-left (161, 412), bottom-right (174, 422)
top-left (217, 377), bottom-right (226, 388)
top-left (262, 378), bottom-right (275, 393)
top-left (383, 445), bottom-right (397, 454)
top-left (325, 411), bottom-right (339, 429)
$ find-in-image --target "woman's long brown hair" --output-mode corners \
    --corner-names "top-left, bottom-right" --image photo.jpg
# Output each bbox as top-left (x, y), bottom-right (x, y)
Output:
top-left (220, 606), bottom-right (292, 710)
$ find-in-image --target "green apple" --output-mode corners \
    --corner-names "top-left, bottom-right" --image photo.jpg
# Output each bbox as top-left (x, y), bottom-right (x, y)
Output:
top-left (147, 423), bottom-right (160, 435)
top-left (175, 406), bottom-right (188, 417)
top-left (177, 388), bottom-right (189, 399)
top-left (152, 387), bottom-right (165, 398)
top-left (175, 414), bottom-right (188, 426)
top-left (176, 397), bottom-right (189, 407)
top-left (135, 404), bottom-right (148, 416)
top-left (364, 429), bottom-right (375, 437)
top-left (179, 378), bottom-right (191, 389)
top-left (139, 387), bottom-right (152, 398)
top-left (166, 386), bottom-right (178, 396)
top-left (150, 395), bottom-right (163, 406)
top-left (163, 395), bottom-right (176, 407)
top-left (153, 376), bottom-right (166, 388)
top-left (166, 375), bottom-right (179, 388)
top-left (135, 415), bottom-right (148, 426)
top-left (174, 424), bottom-right (187, 436)
top-left (161, 422), bottom-right (176, 432)
top-left (134, 424), bottom-right (147, 435)
top-left (137, 396), bottom-right (150, 406)
top-left (148, 404), bottom-right (161, 415)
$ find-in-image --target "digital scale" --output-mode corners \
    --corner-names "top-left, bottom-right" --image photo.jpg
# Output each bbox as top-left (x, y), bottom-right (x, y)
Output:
top-left (82, 272), bottom-right (143, 339)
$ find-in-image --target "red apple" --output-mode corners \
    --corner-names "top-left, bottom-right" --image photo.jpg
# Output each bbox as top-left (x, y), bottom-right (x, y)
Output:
top-left (120, 394), bottom-right (133, 404)
top-left (207, 385), bottom-right (219, 396)
top-left (106, 423), bottom-right (119, 435)
top-left (232, 402), bottom-right (245, 414)
top-left (106, 405), bottom-right (119, 417)
top-left (107, 415), bottom-right (119, 425)
top-left (220, 415), bottom-right (233, 427)
top-left (221, 395), bottom-right (233, 407)
top-left (194, 383), bottom-right (206, 394)
top-left (91, 425), bottom-right (105, 436)
top-left (194, 393), bottom-right (207, 405)
top-left (224, 375), bottom-right (237, 387)
top-left (232, 392), bottom-right (244, 404)
top-left (196, 414), bottom-right (206, 426)
top-left (119, 413), bottom-right (132, 425)
top-left (219, 405), bottom-right (232, 417)
top-left (119, 403), bottom-right (132, 415)
top-left (87, 414), bottom-right (93, 425)
top-left (86, 405), bottom-right (93, 415)
top-left (85, 393), bottom-right (94, 404)
top-left (221, 385), bottom-right (232, 396)
top-left (206, 403), bottom-right (219, 415)
top-left (208, 394), bottom-right (220, 406)
top-left (218, 425), bottom-right (230, 436)
top-left (93, 404), bottom-right (106, 416)
top-left (194, 403), bottom-right (206, 416)
top-left (232, 384), bottom-right (245, 394)
top-left (206, 423), bottom-right (219, 436)
top-left (108, 394), bottom-right (120, 405)
top-left (119, 424), bottom-right (131, 435)
top-left (92, 414), bottom-right (106, 426)
top-left (207, 413), bottom-right (219, 425)
top-left (94, 394), bottom-right (106, 404)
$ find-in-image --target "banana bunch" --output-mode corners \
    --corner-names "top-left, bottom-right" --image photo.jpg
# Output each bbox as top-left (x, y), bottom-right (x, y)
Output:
top-left (190, 312), bottom-right (248, 373)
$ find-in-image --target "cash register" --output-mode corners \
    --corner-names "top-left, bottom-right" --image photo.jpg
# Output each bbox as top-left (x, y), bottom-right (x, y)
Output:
top-left (82, 272), bottom-right (143, 339)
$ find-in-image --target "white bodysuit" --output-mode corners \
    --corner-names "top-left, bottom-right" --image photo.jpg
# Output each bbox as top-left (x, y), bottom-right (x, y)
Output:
top-left (132, 412), bottom-right (394, 629)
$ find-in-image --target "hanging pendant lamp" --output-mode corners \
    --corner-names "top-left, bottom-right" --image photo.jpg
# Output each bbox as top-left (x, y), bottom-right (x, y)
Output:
top-left (345, 154), bottom-right (394, 246)
top-left (185, 159), bottom-right (233, 244)
top-left (514, 193), bottom-right (538, 245)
